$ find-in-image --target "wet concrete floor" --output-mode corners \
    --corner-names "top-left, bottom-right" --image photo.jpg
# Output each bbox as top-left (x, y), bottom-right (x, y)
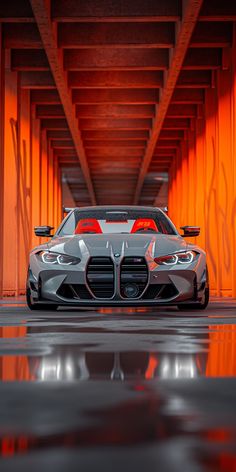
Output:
top-left (0, 299), bottom-right (236, 471)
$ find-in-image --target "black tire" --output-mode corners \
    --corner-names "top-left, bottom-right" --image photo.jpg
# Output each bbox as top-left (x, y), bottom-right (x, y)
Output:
top-left (26, 286), bottom-right (58, 311)
top-left (177, 268), bottom-right (209, 311)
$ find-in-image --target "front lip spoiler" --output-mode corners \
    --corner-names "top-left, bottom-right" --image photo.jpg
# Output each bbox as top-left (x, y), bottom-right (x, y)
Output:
top-left (31, 298), bottom-right (192, 307)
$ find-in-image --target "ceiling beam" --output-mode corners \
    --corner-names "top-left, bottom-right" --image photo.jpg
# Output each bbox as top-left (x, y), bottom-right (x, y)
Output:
top-left (29, 0), bottom-right (96, 204)
top-left (58, 22), bottom-right (175, 48)
top-left (84, 139), bottom-right (147, 148)
top-left (3, 24), bottom-right (42, 48)
top-left (52, 0), bottom-right (181, 22)
top-left (41, 118), bottom-right (68, 130)
top-left (64, 48), bottom-right (169, 71)
top-left (76, 104), bottom-right (155, 118)
top-left (190, 22), bottom-right (232, 48)
top-left (47, 130), bottom-right (72, 140)
top-left (0, 2), bottom-right (34, 22)
top-left (82, 130), bottom-right (150, 140)
top-left (162, 118), bottom-right (190, 129)
top-left (167, 104), bottom-right (197, 117)
top-left (176, 70), bottom-right (211, 88)
top-left (21, 71), bottom-right (55, 89)
top-left (133, 0), bottom-right (204, 204)
top-left (86, 148), bottom-right (143, 157)
top-left (182, 48), bottom-right (222, 69)
top-left (51, 140), bottom-right (74, 148)
top-left (68, 71), bottom-right (163, 89)
top-left (171, 88), bottom-right (204, 103)
top-left (11, 49), bottom-right (49, 70)
top-left (36, 104), bottom-right (65, 118)
top-left (72, 89), bottom-right (159, 105)
top-left (31, 89), bottom-right (60, 104)
top-left (80, 118), bottom-right (152, 130)
top-left (199, 0), bottom-right (236, 21)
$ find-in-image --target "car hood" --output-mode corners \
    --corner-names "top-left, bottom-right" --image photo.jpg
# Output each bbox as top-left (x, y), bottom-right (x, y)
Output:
top-left (45, 233), bottom-right (187, 259)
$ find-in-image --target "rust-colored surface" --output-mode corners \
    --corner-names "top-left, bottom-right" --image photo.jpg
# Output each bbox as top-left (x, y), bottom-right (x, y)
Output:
top-left (168, 26), bottom-right (236, 297)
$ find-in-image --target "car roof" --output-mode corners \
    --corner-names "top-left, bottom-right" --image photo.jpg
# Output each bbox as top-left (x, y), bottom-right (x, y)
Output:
top-left (73, 206), bottom-right (163, 212)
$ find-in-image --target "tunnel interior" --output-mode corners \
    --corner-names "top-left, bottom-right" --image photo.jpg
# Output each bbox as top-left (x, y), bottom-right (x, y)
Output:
top-left (0, 0), bottom-right (236, 298)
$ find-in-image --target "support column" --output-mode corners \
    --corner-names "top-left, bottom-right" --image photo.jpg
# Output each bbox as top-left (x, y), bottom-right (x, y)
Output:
top-left (48, 144), bottom-right (54, 227)
top-left (18, 85), bottom-right (31, 292)
top-left (0, 26), bottom-right (4, 298)
top-left (40, 129), bottom-right (48, 225)
top-left (31, 106), bottom-right (41, 249)
top-left (53, 154), bottom-right (59, 229)
top-left (2, 51), bottom-right (19, 296)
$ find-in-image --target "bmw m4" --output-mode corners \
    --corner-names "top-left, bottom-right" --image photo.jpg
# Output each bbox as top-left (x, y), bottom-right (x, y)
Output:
top-left (26, 206), bottom-right (209, 311)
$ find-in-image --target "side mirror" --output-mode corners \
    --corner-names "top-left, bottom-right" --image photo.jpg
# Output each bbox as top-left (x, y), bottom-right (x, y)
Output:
top-left (180, 226), bottom-right (200, 237)
top-left (34, 225), bottom-right (54, 237)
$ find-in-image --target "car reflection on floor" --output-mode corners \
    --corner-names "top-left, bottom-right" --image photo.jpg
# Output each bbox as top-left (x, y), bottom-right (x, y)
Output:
top-left (28, 349), bottom-right (206, 382)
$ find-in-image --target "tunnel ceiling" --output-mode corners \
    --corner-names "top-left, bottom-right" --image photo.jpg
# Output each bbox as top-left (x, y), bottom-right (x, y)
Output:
top-left (1, 0), bottom-right (236, 206)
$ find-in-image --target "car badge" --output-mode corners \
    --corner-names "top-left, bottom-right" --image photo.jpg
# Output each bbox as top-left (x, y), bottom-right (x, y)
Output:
top-left (114, 253), bottom-right (120, 258)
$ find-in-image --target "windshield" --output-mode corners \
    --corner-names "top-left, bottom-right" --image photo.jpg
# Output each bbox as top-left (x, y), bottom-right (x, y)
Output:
top-left (57, 209), bottom-right (177, 237)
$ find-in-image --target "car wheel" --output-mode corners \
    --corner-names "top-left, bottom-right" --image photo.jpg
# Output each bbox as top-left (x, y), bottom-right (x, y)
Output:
top-left (178, 268), bottom-right (209, 311)
top-left (26, 286), bottom-right (58, 311)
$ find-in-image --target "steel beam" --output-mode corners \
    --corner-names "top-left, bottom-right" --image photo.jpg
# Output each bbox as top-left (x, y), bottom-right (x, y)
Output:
top-left (72, 89), bottom-right (159, 105)
top-left (190, 22), bottom-right (232, 47)
top-left (41, 118), bottom-right (68, 130)
top-left (29, 0), bottom-right (96, 204)
top-left (134, 0), bottom-right (204, 203)
top-left (183, 48), bottom-right (222, 69)
top-left (21, 71), bottom-right (55, 89)
top-left (31, 89), bottom-right (60, 104)
top-left (0, 2), bottom-right (34, 22)
top-left (58, 22), bottom-right (175, 48)
top-left (82, 130), bottom-right (150, 140)
top-left (80, 118), bottom-right (152, 130)
top-left (84, 140), bottom-right (146, 148)
top-left (64, 48), bottom-right (169, 70)
top-left (171, 89), bottom-right (204, 103)
top-left (176, 70), bottom-right (211, 88)
top-left (3, 24), bottom-right (42, 48)
top-left (199, 0), bottom-right (236, 21)
top-left (68, 71), bottom-right (163, 88)
top-left (47, 130), bottom-right (72, 140)
top-left (36, 105), bottom-right (65, 118)
top-left (167, 104), bottom-right (197, 117)
top-left (11, 49), bottom-right (49, 70)
top-left (52, 0), bottom-right (181, 22)
top-left (76, 104), bottom-right (155, 118)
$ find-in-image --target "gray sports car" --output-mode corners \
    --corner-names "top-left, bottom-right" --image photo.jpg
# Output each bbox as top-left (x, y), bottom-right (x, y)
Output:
top-left (26, 206), bottom-right (209, 311)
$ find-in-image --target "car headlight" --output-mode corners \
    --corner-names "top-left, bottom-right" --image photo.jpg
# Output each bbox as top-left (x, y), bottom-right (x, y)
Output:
top-left (154, 251), bottom-right (197, 265)
top-left (37, 251), bottom-right (81, 265)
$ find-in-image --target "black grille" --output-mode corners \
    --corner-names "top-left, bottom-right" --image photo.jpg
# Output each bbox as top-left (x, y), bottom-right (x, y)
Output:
top-left (142, 283), bottom-right (178, 300)
top-left (120, 256), bottom-right (148, 299)
top-left (57, 284), bottom-right (92, 300)
top-left (87, 257), bottom-right (115, 299)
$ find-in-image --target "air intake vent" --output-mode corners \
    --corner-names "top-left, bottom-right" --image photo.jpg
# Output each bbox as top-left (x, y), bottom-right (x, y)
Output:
top-left (120, 257), bottom-right (148, 299)
top-left (87, 257), bottom-right (115, 299)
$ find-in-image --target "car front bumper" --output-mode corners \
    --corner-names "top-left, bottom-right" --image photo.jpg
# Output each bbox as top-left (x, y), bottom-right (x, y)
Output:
top-left (28, 264), bottom-right (207, 307)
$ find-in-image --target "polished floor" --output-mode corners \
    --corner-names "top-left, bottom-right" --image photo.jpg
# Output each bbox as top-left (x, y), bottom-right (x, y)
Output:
top-left (0, 299), bottom-right (236, 471)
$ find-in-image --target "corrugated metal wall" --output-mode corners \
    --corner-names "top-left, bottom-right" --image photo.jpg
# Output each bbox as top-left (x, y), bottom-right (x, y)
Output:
top-left (0, 56), bottom-right (62, 297)
top-left (168, 28), bottom-right (236, 297)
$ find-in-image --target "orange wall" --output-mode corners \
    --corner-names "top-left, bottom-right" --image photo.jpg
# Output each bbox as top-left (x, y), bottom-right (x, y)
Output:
top-left (168, 31), bottom-right (236, 298)
top-left (0, 53), bottom-right (62, 297)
